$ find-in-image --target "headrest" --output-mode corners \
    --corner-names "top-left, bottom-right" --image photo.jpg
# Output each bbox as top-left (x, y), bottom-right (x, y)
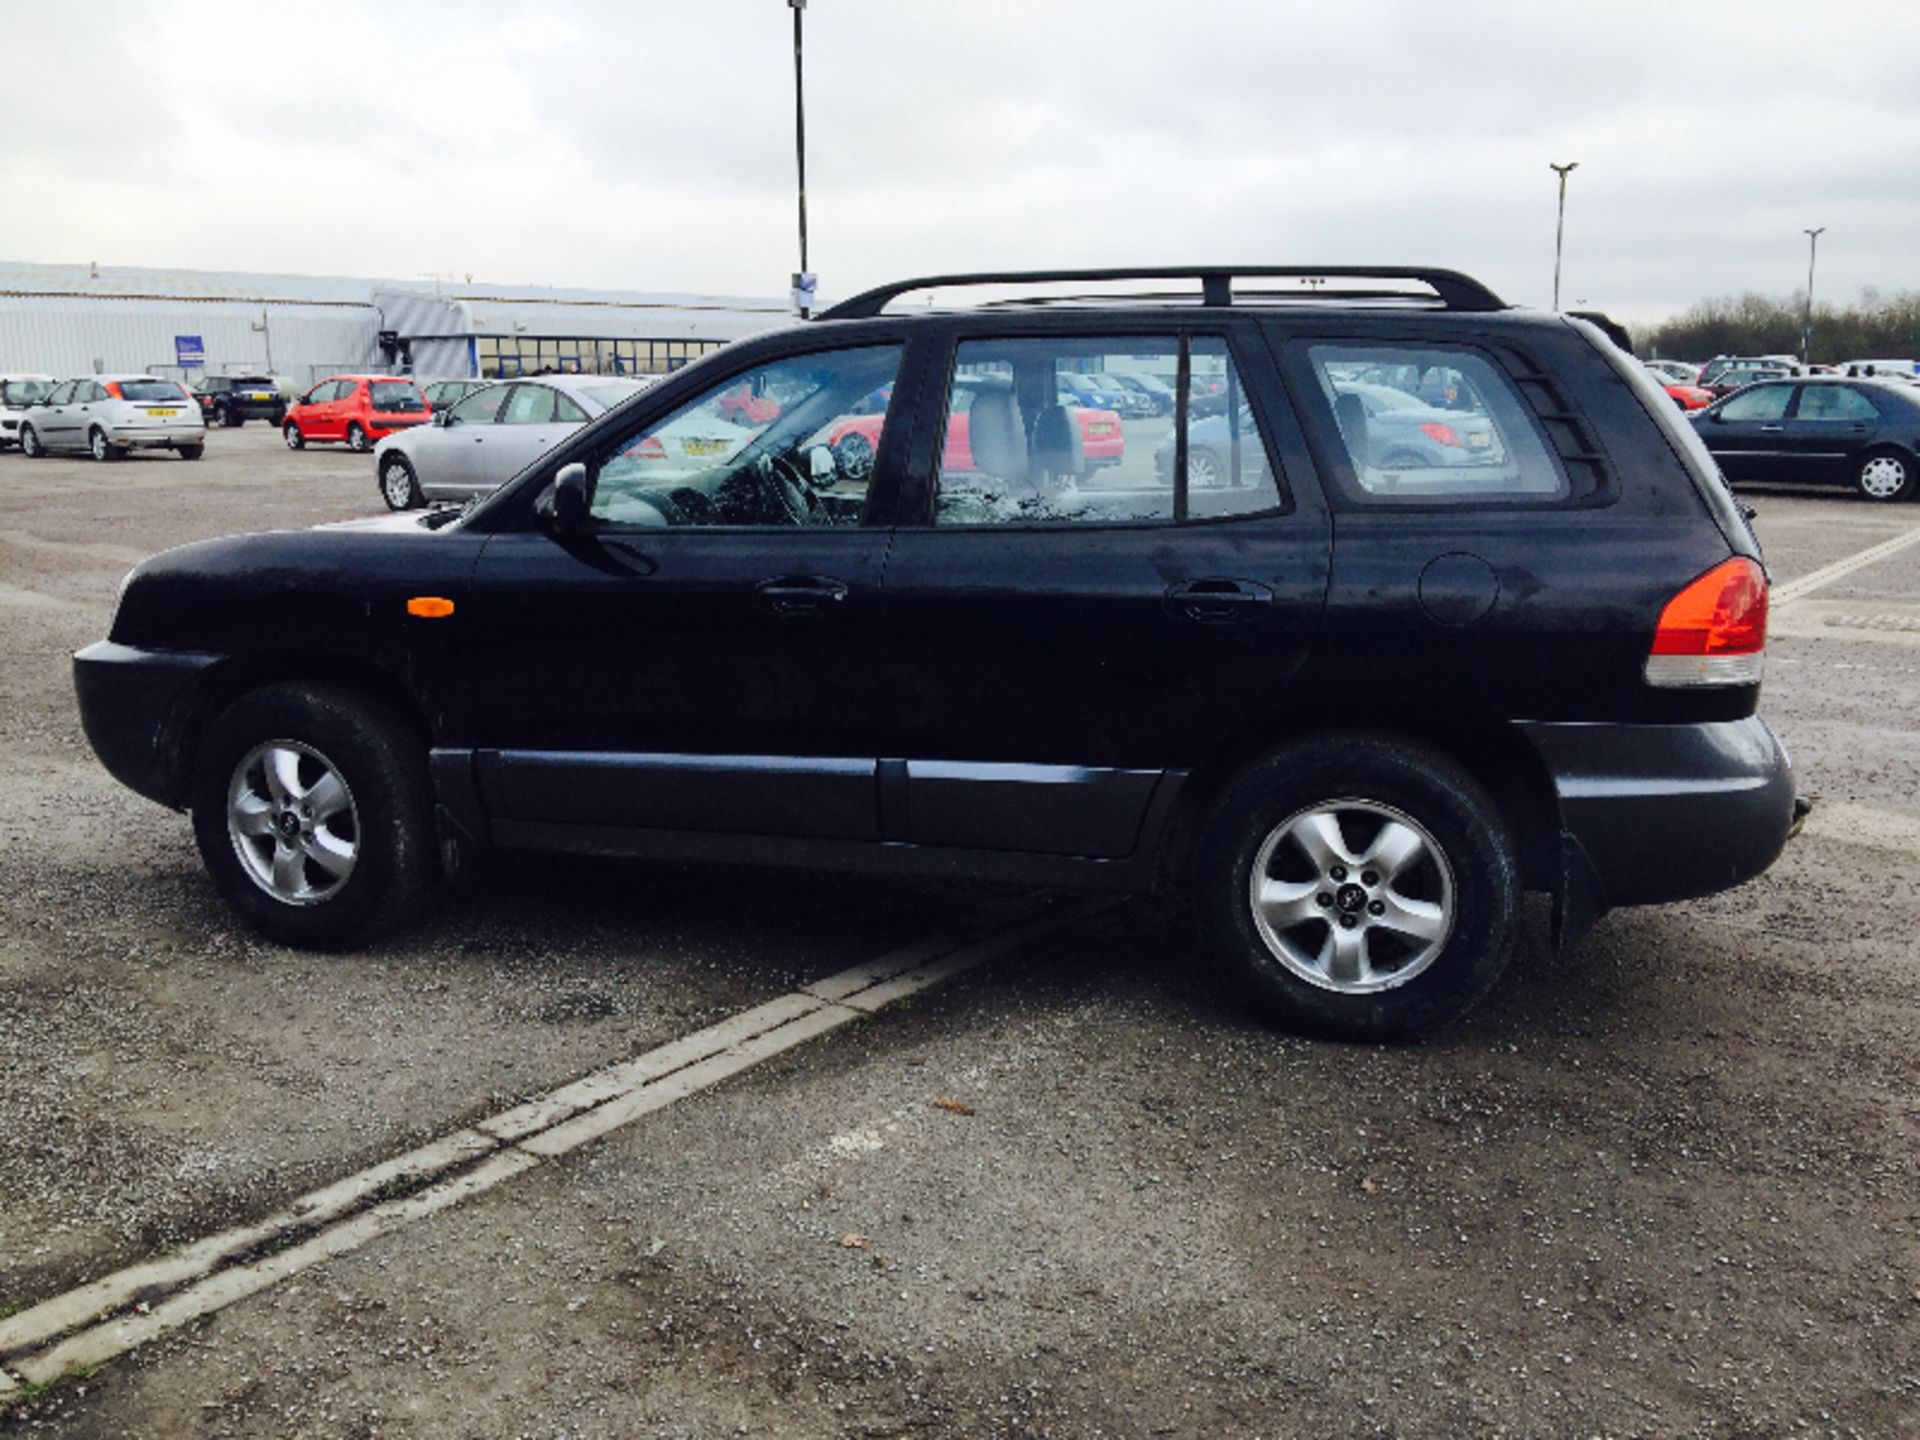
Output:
top-left (968, 388), bottom-right (1026, 480)
top-left (1031, 404), bottom-right (1086, 479)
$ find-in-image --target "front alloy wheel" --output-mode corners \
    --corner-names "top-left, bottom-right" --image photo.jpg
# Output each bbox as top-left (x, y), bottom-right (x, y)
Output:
top-left (347, 423), bottom-right (370, 453)
top-left (284, 422), bottom-right (305, 450)
top-left (226, 740), bottom-right (359, 906)
top-left (380, 454), bottom-right (421, 510)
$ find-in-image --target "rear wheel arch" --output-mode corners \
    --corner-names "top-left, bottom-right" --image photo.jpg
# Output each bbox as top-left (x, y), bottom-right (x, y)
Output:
top-left (1155, 716), bottom-right (1561, 894)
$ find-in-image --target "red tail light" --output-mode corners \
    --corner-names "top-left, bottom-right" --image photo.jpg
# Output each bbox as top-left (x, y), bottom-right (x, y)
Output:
top-left (1418, 421), bottom-right (1462, 448)
top-left (1645, 557), bottom-right (1768, 687)
top-left (635, 435), bottom-right (667, 460)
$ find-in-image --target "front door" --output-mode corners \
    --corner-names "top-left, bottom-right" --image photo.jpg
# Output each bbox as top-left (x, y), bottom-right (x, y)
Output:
top-left (877, 324), bottom-right (1331, 858)
top-left (37, 381), bottom-right (80, 448)
top-left (1702, 381), bottom-right (1796, 484)
top-left (423, 382), bottom-right (511, 494)
top-left (458, 338), bottom-right (912, 845)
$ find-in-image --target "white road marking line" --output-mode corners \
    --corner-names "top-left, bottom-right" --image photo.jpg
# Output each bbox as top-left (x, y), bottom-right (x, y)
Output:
top-left (1773, 524), bottom-right (1920, 608)
top-left (0, 897), bottom-right (1120, 1399)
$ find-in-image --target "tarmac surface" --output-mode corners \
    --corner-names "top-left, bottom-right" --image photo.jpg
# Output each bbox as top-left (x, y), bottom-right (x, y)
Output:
top-left (1, 427), bottom-right (1916, 1437)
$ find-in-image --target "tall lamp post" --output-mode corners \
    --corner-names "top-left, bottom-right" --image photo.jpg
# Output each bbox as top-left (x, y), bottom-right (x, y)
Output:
top-left (1549, 161), bottom-right (1578, 311)
top-left (1802, 226), bottom-right (1826, 366)
top-left (789, 0), bottom-right (814, 317)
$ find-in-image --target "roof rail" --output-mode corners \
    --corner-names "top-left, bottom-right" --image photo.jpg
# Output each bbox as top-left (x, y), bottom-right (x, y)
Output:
top-left (816, 266), bottom-right (1506, 321)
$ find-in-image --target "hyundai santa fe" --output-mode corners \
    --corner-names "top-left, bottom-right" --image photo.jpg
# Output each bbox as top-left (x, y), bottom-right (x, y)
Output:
top-left (73, 266), bottom-right (1798, 1038)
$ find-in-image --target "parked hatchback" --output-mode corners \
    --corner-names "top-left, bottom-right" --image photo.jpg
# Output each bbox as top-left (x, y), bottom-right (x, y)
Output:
top-left (0, 373), bottom-right (54, 449)
top-left (73, 266), bottom-right (1797, 1040)
top-left (18, 375), bottom-right (206, 460)
top-left (283, 375), bottom-right (430, 452)
top-left (373, 376), bottom-right (654, 509)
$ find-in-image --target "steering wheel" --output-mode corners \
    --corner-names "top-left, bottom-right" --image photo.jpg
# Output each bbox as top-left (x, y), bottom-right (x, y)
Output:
top-left (755, 452), bottom-right (824, 525)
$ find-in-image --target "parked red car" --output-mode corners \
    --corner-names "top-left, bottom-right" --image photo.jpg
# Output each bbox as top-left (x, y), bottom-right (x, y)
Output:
top-left (283, 375), bottom-right (430, 452)
top-left (1663, 382), bottom-right (1713, 411)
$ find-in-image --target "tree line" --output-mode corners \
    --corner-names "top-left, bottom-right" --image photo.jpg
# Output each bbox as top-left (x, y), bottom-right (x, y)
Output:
top-left (1641, 289), bottom-right (1920, 364)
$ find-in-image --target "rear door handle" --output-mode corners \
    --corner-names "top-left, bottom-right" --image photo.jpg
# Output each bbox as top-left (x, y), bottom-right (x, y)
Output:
top-left (1167, 578), bottom-right (1274, 624)
top-left (1759, 424), bottom-right (1784, 433)
top-left (754, 574), bottom-right (849, 616)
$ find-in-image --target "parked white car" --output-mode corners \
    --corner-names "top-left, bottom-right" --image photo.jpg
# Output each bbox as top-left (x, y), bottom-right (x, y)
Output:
top-left (0, 374), bottom-right (54, 449)
top-left (16, 375), bottom-right (206, 461)
top-left (373, 374), bottom-right (656, 509)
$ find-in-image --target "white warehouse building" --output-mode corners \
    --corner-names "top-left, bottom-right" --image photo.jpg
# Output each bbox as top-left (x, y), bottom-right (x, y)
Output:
top-left (0, 261), bottom-right (791, 386)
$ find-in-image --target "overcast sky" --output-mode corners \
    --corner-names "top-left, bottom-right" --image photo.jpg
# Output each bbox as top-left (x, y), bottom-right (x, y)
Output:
top-left (4, 1), bottom-right (1916, 324)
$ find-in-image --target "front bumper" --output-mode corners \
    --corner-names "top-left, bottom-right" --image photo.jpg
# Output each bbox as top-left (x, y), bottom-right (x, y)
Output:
top-left (1519, 716), bottom-right (1795, 949)
top-left (73, 641), bottom-right (223, 808)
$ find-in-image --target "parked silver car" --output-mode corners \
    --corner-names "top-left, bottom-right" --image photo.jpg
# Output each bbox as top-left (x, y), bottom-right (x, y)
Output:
top-left (16, 375), bottom-right (206, 461)
top-left (0, 374), bottom-right (54, 449)
top-left (372, 375), bottom-right (655, 509)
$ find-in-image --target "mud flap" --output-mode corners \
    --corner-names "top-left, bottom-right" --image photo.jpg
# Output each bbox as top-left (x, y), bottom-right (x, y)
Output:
top-left (1551, 830), bottom-right (1608, 960)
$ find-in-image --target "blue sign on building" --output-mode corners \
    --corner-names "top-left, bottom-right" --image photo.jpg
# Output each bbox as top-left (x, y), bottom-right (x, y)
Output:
top-left (175, 335), bottom-right (205, 368)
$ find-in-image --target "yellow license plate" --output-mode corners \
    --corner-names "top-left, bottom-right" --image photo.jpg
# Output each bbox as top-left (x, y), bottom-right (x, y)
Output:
top-left (147, 408), bottom-right (180, 417)
top-left (1466, 431), bottom-right (1490, 448)
top-left (684, 438), bottom-right (729, 456)
top-left (1089, 423), bottom-right (1115, 437)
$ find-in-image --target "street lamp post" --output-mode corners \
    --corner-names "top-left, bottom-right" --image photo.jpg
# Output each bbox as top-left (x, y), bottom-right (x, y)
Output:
top-left (1802, 226), bottom-right (1826, 366)
top-left (1549, 161), bottom-right (1578, 311)
top-left (789, 0), bottom-right (812, 317)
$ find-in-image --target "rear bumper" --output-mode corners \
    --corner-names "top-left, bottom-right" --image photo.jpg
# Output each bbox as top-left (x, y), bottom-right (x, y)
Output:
top-left (73, 641), bottom-right (222, 808)
top-left (107, 426), bottom-right (206, 448)
top-left (1519, 716), bottom-right (1795, 917)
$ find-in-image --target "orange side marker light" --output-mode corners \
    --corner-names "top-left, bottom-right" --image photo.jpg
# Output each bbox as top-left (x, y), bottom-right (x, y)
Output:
top-left (406, 596), bottom-right (455, 618)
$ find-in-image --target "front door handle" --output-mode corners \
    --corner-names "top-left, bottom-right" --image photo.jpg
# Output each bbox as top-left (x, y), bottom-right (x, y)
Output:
top-left (755, 574), bottom-right (849, 616)
top-left (1167, 578), bottom-right (1274, 624)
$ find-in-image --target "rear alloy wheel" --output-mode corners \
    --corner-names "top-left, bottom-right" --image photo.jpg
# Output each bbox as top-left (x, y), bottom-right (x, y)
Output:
top-left (1188, 446), bottom-right (1223, 488)
top-left (1855, 450), bottom-right (1915, 503)
top-left (283, 422), bottom-right (305, 450)
top-left (1195, 736), bottom-right (1520, 1039)
top-left (379, 453), bottom-right (422, 510)
top-left (89, 427), bottom-right (121, 462)
top-left (19, 424), bottom-right (44, 458)
top-left (191, 682), bottom-right (435, 948)
top-left (346, 422), bottom-right (370, 453)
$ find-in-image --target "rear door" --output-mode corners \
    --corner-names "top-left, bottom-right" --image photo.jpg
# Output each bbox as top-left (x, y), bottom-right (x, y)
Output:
top-left (1779, 381), bottom-right (1881, 485)
top-left (876, 319), bottom-right (1331, 859)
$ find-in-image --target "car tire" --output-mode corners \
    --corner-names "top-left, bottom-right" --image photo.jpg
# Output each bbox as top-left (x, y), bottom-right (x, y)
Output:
top-left (283, 422), bottom-right (305, 450)
top-left (1193, 735), bottom-right (1520, 1040)
top-left (1188, 446), bottom-right (1223, 488)
top-left (379, 453), bottom-right (422, 510)
top-left (89, 427), bottom-right (121, 462)
top-left (190, 682), bottom-right (435, 950)
top-left (19, 424), bottom-right (44, 458)
top-left (1855, 448), bottom-right (1916, 503)
top-left (177, 442), bottom-right (205, 461)
top-left (347, 423), bottom-right (370, 453)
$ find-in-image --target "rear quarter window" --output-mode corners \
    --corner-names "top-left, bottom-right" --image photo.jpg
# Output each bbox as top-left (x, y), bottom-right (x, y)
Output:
top-left (1305, 343), bottom-right (1568, 504)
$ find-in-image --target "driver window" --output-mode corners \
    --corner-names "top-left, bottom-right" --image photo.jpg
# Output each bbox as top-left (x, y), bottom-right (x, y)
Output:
top-left (447, 384), bottom-right (510, 428)
top-left (589, 345), bottom-right (902, 528)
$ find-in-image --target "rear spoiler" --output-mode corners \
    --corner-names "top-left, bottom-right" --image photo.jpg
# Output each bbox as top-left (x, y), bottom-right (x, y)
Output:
top-left (1568, 310), bottom-right (1633, 356)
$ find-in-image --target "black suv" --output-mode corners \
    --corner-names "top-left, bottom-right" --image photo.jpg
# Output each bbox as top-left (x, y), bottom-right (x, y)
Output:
top-left (193, 374), bottom-right (286, 428)
top-left (73, 267), bottom-right (1796, 1038)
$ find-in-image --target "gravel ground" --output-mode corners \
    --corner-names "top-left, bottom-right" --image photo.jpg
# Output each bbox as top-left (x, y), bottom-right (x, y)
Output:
top-left (0, 436), bottom-right (1915, 1436)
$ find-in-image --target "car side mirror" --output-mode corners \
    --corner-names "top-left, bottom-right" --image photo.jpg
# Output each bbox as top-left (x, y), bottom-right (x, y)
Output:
top-left (539, 461), bottom-right (589, 531)
top-left (434, 410), bottom-right (452, 427)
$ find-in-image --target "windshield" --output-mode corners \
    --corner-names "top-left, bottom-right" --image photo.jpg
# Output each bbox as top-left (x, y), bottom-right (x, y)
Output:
top-left (370, 381), bottom-right (425, 412)
top-left (118, 379), bottom-right (186, 402)
top-left (2, 379), bottom-right (51, 407)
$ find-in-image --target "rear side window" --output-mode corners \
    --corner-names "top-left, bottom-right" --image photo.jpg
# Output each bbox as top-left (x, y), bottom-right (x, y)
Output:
top-left (1307, 344), bottom-right (1566, 501)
